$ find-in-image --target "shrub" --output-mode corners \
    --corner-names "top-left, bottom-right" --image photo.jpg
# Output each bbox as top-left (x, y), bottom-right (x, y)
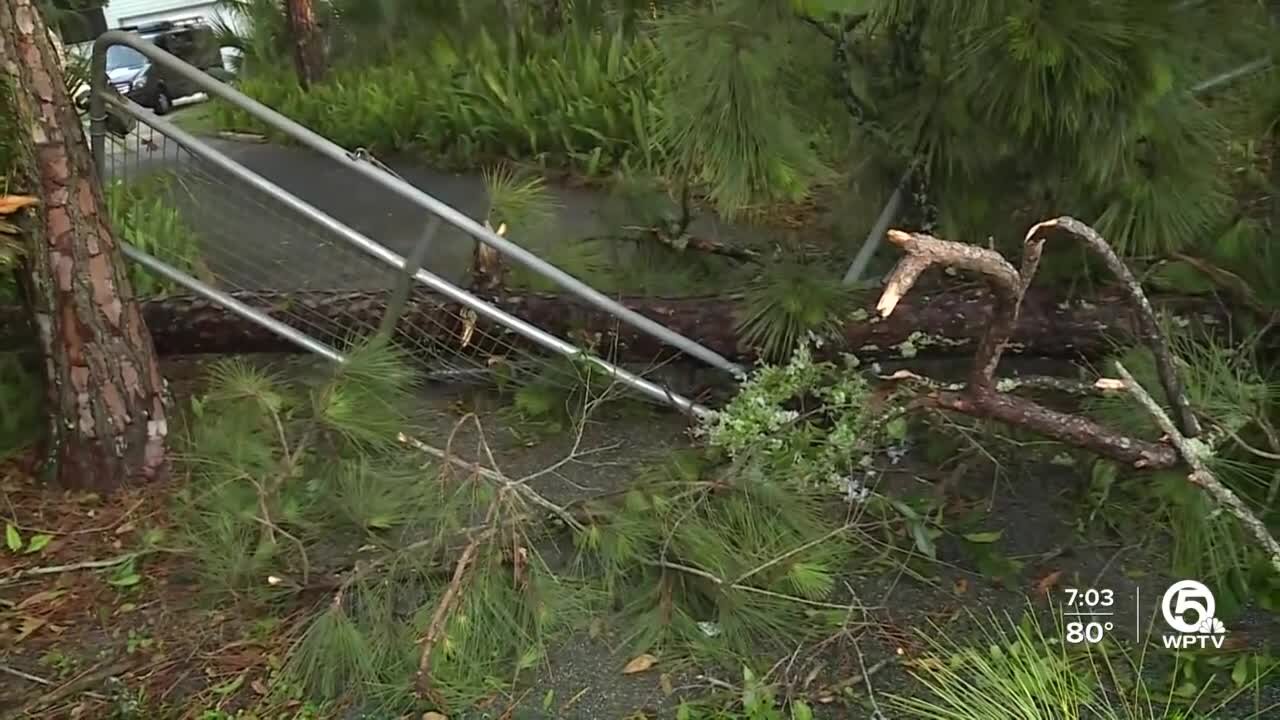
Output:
top-left (211, 27), bottom-right (662, 176)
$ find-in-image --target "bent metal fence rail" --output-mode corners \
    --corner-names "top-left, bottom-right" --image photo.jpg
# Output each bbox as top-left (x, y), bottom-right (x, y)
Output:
top-left (89, 32), bottom-right (739, 419)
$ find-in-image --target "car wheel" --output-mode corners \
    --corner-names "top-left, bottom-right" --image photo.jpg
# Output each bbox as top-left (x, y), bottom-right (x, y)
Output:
top-left (154, 89), bottom-right (173, 116)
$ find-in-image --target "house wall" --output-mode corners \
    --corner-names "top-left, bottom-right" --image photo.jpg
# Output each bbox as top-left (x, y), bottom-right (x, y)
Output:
top-left (102, 0), bottom-right (245, 35)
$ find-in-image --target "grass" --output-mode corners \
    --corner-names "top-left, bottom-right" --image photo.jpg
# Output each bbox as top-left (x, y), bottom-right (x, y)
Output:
top-left (887, 606), bottom-right (1279, 720)
top-left (1081, 326), bottom-right (1280, 615)
top-left (168, 101), bottom-right (225, 136)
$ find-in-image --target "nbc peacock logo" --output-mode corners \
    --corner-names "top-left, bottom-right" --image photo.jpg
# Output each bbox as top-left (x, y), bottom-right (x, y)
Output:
top-left (1160, 580), bottom-right (1228, 649)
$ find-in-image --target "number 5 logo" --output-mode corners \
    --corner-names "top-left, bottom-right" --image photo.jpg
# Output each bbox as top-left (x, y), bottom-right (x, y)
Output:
top-left (1162, 580), bottom-right (1216, 634)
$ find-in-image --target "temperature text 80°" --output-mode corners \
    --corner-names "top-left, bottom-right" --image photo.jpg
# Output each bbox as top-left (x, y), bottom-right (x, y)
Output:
top-left (1066, 620), bottom-right (1113, 644)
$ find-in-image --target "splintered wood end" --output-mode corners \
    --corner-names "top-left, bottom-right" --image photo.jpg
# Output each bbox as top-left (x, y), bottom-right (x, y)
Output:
top-left (877, 255), bottom-right (932, 318)
top-left (886, 229), bottom-right (913, 246)
top-left (1024, 218), bottom-right (1059, 243)
top-left (875, 288), bottom-right (903, 318)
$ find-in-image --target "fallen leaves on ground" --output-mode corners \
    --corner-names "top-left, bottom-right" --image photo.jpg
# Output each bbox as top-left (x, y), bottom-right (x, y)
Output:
top-left (1033, 569), bottom-right (1064, 596)
top-left (622, 653), bottom-right (658, 674)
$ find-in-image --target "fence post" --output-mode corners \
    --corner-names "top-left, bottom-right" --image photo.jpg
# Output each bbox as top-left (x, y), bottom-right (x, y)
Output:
top-left (375, 216), bottom-right (442, 344)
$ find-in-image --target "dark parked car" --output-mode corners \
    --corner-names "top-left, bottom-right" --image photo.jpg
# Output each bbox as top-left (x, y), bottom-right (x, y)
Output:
top-left (106, 20), bottom-right (231, 115)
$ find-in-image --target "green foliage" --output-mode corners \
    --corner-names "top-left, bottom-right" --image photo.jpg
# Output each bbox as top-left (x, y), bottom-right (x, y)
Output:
top-left (283, 601), bottom-right (381, 702)
top-left (496, 353), bottom-right (624, 434)
top-left (1086, 95), bottom-right (1234, 257)
top-left (735, 261), bottom-right (853, 364)
top-left (700, 342), bottom-right (895, 487)
top-left (212, 25), bottom-right (662, 176)
top-left (887, 607), bottom-right (1278, 719)
top-left (1082, 326), bottom-right (1279, 609)
top-left (482, 165), bottom-right (559, 234)
top-left (103, 174), bottom-right (210, 296)
top-left (178, 344), bottom-right (424, 600)
top-left (564, 345), bottom-right (896, 662)
top-left (574, 451), bottom-right (852, 663)
top-left (180, 344), bottom-right (595, 712)
top-left (1162, 649), bottom-right (1280, 707)
top-left (214, 0), bottom-right (344, 75)
top-left (812, 0), bottom-right (1277, 257)
top-left (415, 558), bottom-right (599, 709)
top-left (1088, 326), bottom-right (1276, 447)
top-left (890, 611), bottom-right (1093, 719)
top-left (1080, 325), bottom-right (1280, 609)
top-left (652, 2), bottom-right (830, 215)
top-left (205, 0), bottom-right (1277, 261)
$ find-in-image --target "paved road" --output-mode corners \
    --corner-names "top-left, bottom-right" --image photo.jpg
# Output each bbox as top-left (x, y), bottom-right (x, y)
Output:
top-left (104, 105), bottom-right (783, 295)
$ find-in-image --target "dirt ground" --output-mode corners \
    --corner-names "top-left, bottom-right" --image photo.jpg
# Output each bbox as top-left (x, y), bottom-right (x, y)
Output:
top-left (2, 354), bottom-right (1278, 719)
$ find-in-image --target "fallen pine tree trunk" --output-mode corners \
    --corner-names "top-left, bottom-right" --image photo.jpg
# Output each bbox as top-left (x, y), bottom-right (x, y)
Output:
top-left (0, 283), bottom-right (1241, 363)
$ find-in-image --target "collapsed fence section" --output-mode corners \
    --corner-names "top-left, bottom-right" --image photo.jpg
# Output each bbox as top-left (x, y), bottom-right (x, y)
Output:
top-left (89, 33), bottom-right (735, 418)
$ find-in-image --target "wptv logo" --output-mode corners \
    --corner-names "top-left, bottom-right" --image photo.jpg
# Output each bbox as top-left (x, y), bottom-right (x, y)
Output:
top-left (1160, 579), bottom-right (1228, 649)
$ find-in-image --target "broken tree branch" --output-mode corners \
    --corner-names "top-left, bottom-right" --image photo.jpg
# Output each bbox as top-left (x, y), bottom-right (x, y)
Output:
top-left (921, 389), bottom-right (1179, 469)
top-left (415, 522), bottom-right (489, 701)
top-left (0, 552), bottom-right (145, 587)
top-left (881, 230), bottom-right (1022, 390)
top-left (397, 431), bottom-right (586, 533)
top-left (1025, 217), bottom-right (1201, 439)
top-left (1114, 362), bottom-right (1280, 575)
top-left (614, 227), bottom-right (762, 263)
top-left (876, 218), bottom-right (1190, 469)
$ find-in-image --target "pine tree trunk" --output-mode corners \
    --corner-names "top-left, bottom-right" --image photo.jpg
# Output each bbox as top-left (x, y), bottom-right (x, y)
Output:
top-left (0, 285), bottom-right (1246, 362)
top-left (285, 0), bottom-right (325, 91)
top-left (0, 0), bottom-right (169, 491)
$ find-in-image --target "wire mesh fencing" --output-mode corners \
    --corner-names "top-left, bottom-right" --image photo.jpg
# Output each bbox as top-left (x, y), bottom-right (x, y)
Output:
top-left (98, 115), bottom-right (691, 406)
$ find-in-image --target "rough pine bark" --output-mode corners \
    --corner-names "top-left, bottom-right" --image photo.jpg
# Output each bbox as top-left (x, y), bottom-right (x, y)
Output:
top-left (284, 0), bottom-right (325, 90)
top-left (0, 0), bottom-right (169, 490)
top-left (0, 285), bottom-right (1241, 362)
